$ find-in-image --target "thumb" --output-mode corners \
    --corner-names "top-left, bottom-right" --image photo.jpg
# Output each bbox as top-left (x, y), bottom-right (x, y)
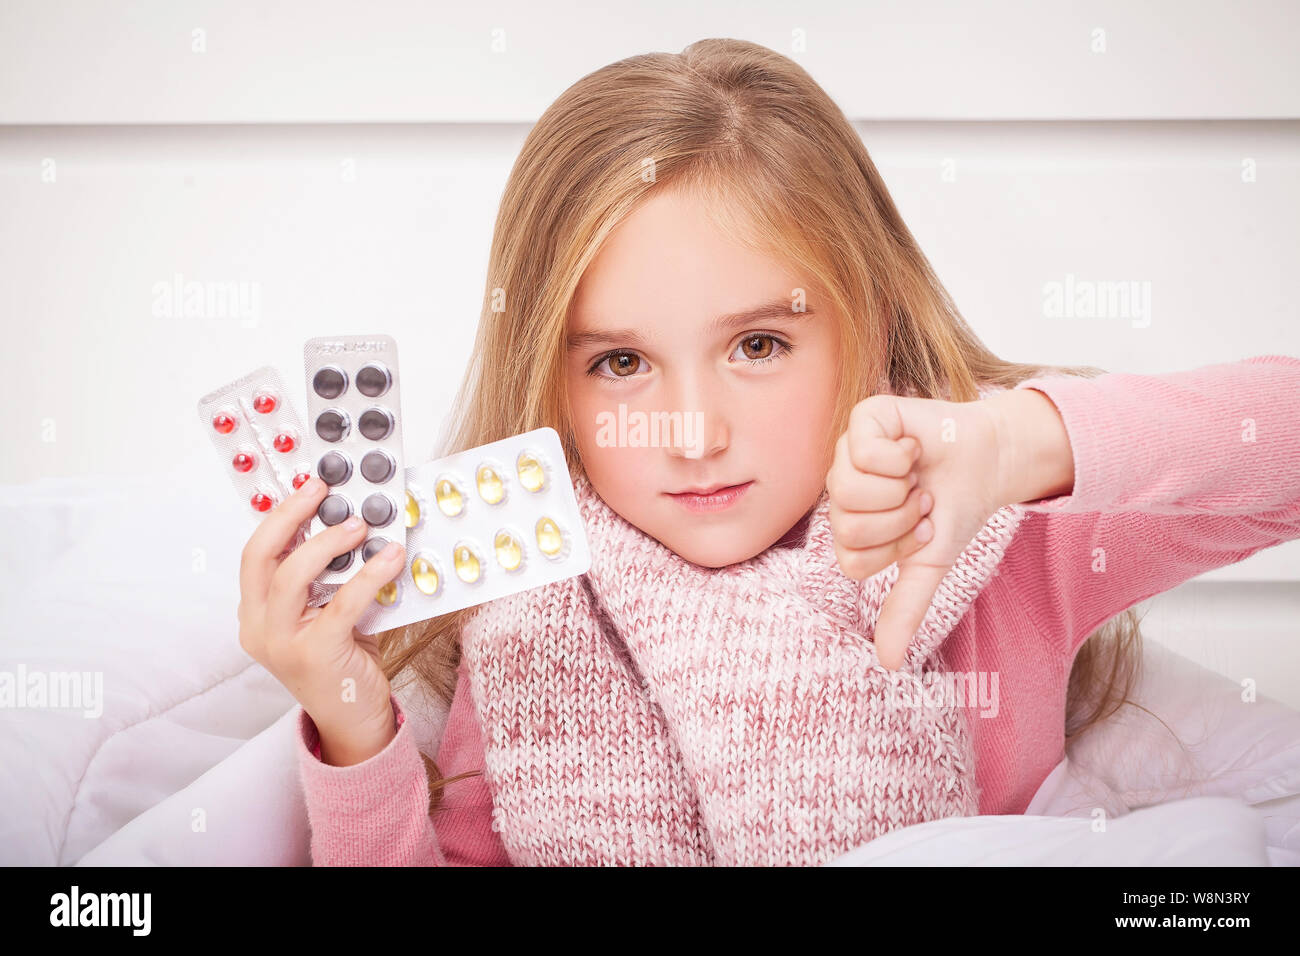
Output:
top-left (873, 561), bottom-right (947, 671)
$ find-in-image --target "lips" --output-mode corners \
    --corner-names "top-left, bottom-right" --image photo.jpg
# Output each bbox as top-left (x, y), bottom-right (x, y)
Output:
top-left (672, 482), bottom-right (745, 496)
top-left (666, 480), bottom-right (754, 513)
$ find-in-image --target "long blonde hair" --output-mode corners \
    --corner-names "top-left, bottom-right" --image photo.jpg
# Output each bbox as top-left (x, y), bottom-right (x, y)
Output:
top-left (381, 37), bottom-right (1142, 815)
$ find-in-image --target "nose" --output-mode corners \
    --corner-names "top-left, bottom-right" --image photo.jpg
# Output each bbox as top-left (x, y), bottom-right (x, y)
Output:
top-left (664, 370), bottom-right (729, 461)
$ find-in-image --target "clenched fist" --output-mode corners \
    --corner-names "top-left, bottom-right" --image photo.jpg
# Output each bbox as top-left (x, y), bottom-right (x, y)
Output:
top-left (826, 392), bottom-right (1007, 671)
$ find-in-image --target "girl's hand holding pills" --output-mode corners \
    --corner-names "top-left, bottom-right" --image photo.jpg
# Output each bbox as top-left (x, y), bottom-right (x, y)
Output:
top-left (237, 475), bottom-right (407, 765)
top-left (826, 392), bottom-right (1007, 671)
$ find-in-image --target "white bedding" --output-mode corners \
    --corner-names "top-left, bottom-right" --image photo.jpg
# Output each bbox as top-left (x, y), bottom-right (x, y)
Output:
top-left (827, 796), bottom-right (1271, 865)
top-left (4, 456), bottom-right (1298, 866)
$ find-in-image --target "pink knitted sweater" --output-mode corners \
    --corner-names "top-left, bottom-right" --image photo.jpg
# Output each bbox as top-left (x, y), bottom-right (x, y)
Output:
top-left (454, 468), bottom-right (1023, 865)
top-left (295, 355), bottom-right (1300, 866)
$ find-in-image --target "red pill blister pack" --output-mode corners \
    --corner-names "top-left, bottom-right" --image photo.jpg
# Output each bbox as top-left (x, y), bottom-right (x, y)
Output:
top-left (197, 365), bottom-right (313, 518)
top-left (302, 334), bottom-right (407, 585)
top-left (196, 365), bottom-right (336, 606)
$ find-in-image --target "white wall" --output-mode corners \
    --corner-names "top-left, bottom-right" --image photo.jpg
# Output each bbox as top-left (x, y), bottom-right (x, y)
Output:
top-left (1, 0), bottom-right (1296, 700)
top-left (1, 0), bottom-right (1296, 122)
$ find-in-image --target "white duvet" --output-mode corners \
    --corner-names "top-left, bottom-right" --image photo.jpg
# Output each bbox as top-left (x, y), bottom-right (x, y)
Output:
top-left (3, 456), bottom-right (1298, 866)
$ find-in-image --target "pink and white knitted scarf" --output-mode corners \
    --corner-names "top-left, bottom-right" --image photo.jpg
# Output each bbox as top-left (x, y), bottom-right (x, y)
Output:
top-left (458, 471), bottom-right (1025, 866)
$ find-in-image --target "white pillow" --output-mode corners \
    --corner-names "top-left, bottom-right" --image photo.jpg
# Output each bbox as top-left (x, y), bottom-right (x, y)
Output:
top-left (1064, 639), bottom-right (1300, 803)
top-left (827, 795), bottom-right (1269, 865)
top-left (1032, 639), bottom-right (1300, 857)
top-left (0, 455), bottom-right (300, 865)
top-left (75, 675), bottom-right (448, 866)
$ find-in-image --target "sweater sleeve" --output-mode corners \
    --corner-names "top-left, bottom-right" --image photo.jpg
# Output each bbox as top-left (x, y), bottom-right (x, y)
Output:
top-left (295, 694), bottom-right (446, 866)
top-left (999, 354), bottom-right (1300, 659)
top-left (295, 661), bottom-right (513, 866)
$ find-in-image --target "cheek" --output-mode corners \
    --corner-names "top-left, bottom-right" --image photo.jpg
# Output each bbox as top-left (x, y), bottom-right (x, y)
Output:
top-left (749, 360), bottom-right (838, 427)
top-left (748, 357), bottom-right (839, 463)
top-left (577, 435), bottom-right (663, 522)
top-left (567, 375), bottom-right (608, 450)
top-left (567, 384), bottom-right (657, 487)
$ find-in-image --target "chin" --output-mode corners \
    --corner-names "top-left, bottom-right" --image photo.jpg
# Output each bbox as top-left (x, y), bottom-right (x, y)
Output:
top-left (663, 535), bottom-right (764, 570)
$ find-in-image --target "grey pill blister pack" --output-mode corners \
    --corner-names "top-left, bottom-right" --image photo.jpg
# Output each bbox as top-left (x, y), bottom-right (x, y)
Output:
top-left (355, 426), bottom-right (591, 635)
top-left (302, 334), bottom-right (407, 585)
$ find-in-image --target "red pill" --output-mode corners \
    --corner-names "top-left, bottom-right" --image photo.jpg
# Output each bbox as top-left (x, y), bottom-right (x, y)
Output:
top-left (212, 411), bottom-right (238, 434)
top-left (273, 431), bottom-right (297, 453)
top-left (252, 391), bottom-right (278, 414)
top-left (251, 491), bottom-right (276, 512)
top-left (233, 450), bottom-right (257, 473)
top-left (292, 471), bottom-right (312, 490)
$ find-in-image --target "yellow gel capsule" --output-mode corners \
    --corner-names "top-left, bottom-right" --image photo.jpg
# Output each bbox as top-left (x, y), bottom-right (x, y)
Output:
top-left (376, 580), bottom-right (399, 606)
top-left (404, 490), bottom-right (422, 529)
top-left (435, 477), bottom-right (464, 517)
top-left (476, 464), bottom-right (505, 504)
top-left (453, 542), bottom-right (481, 583)
top-left (516, 452), bottom-right (546, 492)
top-left (494, 530), bottom-right (523, 571)
top-left (536, 516), bottom-right (564, 557)
top-left (411, 555), bottom-right (441, 596)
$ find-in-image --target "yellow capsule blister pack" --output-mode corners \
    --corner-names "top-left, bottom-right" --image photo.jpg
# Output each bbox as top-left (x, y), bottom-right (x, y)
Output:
top-left (353, 426), bottom-right (591, 634)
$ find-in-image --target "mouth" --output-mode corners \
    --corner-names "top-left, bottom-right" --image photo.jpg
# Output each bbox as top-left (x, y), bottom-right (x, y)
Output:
top-left (665, 480), bottom-right (754, 512)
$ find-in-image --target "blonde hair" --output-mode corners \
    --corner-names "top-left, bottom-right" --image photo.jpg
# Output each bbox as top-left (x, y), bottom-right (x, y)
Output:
top-left (380, 37), bottom-right (1143, 815)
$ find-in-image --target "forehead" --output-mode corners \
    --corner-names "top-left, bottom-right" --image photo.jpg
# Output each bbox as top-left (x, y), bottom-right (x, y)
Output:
top-left (569, 188), bottom-right (800, 330)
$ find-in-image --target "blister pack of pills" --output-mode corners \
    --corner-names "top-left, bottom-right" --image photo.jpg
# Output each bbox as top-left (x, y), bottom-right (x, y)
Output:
top-left (196, 365), bottom-right (336, 607)
top-left (198, 365), bottom-right (313, 515)
top-left (354, 426), bottom-right (591, 635)
top-left (302, 334), bottom-right (407, 585)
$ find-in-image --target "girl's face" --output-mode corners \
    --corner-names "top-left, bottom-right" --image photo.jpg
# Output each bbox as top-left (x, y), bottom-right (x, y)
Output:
top-left (565, 187), bottom-right (841, 568)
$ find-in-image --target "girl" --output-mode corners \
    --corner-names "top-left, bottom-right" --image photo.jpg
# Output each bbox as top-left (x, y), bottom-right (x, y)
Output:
top-left (237, 38), bottom-right (1300, 866)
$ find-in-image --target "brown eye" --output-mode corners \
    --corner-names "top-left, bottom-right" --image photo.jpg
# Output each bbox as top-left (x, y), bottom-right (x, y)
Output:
top-left (606, 353), bottom-right (640, 376)
top-left (739, 335), bottom-right (774, 360)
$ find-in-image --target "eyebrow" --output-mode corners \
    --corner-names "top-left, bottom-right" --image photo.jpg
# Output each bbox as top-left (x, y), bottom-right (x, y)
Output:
top-left (566, 298), bottom-right (816, 352)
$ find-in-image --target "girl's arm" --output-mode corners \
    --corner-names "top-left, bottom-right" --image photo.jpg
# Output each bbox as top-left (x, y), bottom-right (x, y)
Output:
top-left (986, 354), bottom-right (1300, 659)
top-left (296, 696), bottom-right (446, 866)
top-left (295, 660), bottom-right (512, 866)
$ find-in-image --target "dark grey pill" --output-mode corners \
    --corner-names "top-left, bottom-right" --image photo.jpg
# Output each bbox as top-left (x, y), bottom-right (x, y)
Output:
top-left (312, 366), bottom-right (348, 400)
top-left (362, 537), bottom-right (391, 562)
top-left (361, 494), bottom-right (395, 527)
top-left (326, 551), bottom-right (353, 573)
top-left (358, 407), bottom-right (394, 441)
top-left (317, 451), bottom-right (352, 486)
top-left (318, 495), bottom-right (352, 526)
top-left (355, 363), bottom-right (392, 398)
top-left (315, 409), bottom-right (350, 443)
top-left (360, 449), bottom-right (395, 483)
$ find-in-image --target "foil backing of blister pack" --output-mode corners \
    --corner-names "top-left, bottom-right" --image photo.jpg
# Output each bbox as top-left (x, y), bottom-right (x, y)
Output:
top-left (354, 426), bottom-right (591, 635)
top-left (302, 334), bottom-right (407, 585)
